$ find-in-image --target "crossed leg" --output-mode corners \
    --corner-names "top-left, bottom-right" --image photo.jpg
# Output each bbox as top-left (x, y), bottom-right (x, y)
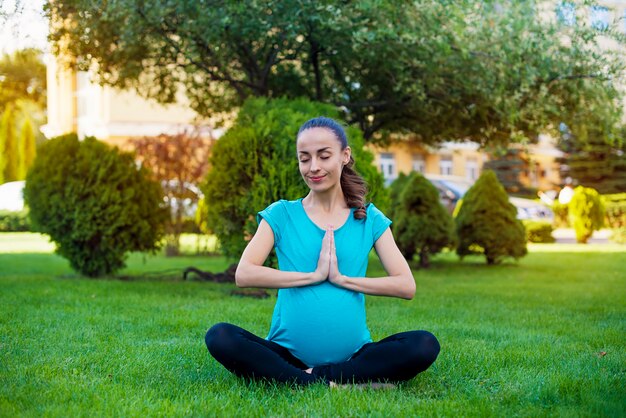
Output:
top-left (205, 323), bottom-right (440, 386)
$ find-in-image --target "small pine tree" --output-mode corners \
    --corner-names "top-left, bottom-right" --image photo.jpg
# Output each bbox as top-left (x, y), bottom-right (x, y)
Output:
top-left (456, 170), bottom-right (527, 264)
top-left (19, 117), bottom-right (36, 179)
top-left (387, 172), bottom-right (411, 222)
top-left (392, 172), bottom-right (456, 267)
top-left (568, 186), bottom-right (604, 243)
top-left (1, 105), bottom-right (19, 182)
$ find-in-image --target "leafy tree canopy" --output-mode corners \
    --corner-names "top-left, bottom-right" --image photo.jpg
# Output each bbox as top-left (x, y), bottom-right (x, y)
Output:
top-left (45, 0), bottom-right (625, 146)
top-left (0, 48), bottom-right (47, 110)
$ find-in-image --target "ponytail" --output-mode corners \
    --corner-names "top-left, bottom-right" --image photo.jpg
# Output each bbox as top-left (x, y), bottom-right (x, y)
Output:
top-left (341, 156), bottom-right (368, 220)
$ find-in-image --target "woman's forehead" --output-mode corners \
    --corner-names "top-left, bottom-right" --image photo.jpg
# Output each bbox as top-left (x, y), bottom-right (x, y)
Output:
top-left (296, 127), bottom-right (340, 151)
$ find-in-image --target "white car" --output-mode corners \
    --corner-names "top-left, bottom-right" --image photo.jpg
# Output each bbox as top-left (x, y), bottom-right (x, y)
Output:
top-left (423, 175), bottom-right (554, 222)
top-left (0, 181), bottom-right (25, 211)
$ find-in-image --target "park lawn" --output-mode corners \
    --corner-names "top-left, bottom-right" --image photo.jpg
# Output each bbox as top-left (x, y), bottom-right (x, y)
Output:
top-left (0, 233), bottom-right (624, 417)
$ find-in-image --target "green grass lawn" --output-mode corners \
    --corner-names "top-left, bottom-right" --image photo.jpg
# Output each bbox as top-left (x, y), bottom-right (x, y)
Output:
top-left (1, 233), bottom-right (625, 417)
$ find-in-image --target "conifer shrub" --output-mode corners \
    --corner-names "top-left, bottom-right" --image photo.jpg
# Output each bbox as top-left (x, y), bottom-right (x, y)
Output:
top-left (200, 97), bottom-right (388, 260)
top-left (455, 170), bottom-right (527, 264)
top-left (390, 172), bottom-right (456, 267)
top-left (568, 186), bottom-right (604, 243)
top-left (23, 134), bottom-right (168, 277)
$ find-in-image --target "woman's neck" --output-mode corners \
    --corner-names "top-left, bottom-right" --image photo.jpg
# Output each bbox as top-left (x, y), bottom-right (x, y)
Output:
top-left (303, 187), bottom-right (347, 213)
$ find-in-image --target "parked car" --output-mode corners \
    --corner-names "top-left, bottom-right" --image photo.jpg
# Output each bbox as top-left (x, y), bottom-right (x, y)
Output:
top-left (0, 181), bottom-right (25, 211)
top-left (423, 174), bottom-right (554, 222)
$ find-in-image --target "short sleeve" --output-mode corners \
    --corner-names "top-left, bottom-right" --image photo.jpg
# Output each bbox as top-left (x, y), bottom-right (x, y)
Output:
top-left (257, 200), bottom-right (286, 246)
top-left (368, 203), bottom-right (392, 242)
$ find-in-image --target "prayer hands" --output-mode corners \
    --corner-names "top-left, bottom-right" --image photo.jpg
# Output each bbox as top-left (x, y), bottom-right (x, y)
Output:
top-left (313, 227), bottom-right (345, 285)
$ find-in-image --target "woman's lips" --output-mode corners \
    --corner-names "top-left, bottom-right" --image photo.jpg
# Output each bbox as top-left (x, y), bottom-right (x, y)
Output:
top-left (309, 175), bottom-right (326, 183)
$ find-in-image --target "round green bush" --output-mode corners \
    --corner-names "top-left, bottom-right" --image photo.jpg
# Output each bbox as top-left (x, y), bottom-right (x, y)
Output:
top-left (390, 172), bottom-right (456, 267)
top-left (200, 97), bottom-right (388, 261)
top-left (23, 134), bottom-right (168, 277)
top-left (455, 170), bottom-right (527, 264)
top-left (569, 186), bottom-right (604, 244)
top-left (522, 220), bottom-right (555, 243)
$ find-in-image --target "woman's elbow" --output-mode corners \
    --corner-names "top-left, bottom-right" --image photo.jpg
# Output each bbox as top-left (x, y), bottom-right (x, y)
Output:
top-left (234, 264), bottom-right (248, 287)
top-left (402, 276), bottom-right (416, 300)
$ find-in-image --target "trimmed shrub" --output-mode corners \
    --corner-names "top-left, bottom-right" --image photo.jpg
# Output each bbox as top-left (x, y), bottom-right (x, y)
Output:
top-left (568, 186), bottom-right (604, 244)
top-left (200, 97), bottom-right (388, 261)
top-left (23, 134), bottom-right (168, 277)
top-left (0, 209), bottom-right (30, 232)
top-left (456, 170), bottom-right (527, 264)
top-left (523, 220), bottom-right (555, 243)
top-left (602, 193), bottom-right (626, 229)
top-left (390, 172), bottom-right (456, 267)
top-left (551, 201), bottom-right (570, 228)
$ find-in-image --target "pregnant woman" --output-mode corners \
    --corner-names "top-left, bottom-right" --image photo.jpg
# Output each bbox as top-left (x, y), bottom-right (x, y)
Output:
top-left (205, 117), bottom-right (440, 386)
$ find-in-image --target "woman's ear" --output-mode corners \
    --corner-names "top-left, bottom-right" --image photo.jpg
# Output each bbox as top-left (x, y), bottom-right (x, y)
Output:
top-left (343, 146), bottom-right (352, 165)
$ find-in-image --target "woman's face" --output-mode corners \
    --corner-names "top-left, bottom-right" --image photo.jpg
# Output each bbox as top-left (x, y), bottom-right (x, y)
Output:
top-left (296, 127), bottom-right (351, 193)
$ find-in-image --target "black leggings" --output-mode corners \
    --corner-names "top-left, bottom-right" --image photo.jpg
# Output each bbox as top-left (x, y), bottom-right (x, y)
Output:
top-left (205, 322), bottom-right (440, 385)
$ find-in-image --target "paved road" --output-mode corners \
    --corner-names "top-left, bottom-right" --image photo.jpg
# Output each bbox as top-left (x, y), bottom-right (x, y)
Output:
top-left (552, 228), bottom-right (613, 244)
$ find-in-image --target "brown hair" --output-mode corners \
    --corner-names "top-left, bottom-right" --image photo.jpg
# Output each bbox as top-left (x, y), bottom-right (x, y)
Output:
top-left (298, 117), bottom-right (368, 219)
top-left (340, 155), bottom-right (367, 219)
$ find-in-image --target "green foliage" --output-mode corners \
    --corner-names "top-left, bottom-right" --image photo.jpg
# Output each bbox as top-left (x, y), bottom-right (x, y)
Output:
top-left (568, 186), bottom-right (604, 243)
top-left (46, 1), bottom-right (625, 145)
top-left (483, 148), bottom-right (533, 194)
top-left (522, 220), bottom-right (555, 244)
top-left (558, 123), bottom-right (626, 194)
top-left (23, 134), bottom-right (168, 276)
top-left (551, 201), bottom-right (570, 228)
top-left (456, 170), bottom-right (527, 264)
top-left (602, 193), bottom-right (626, 229)
top-left (200, 97), bottom-right (387, 261)
top-left (19, 116), bottom-right (36, 179)
top-left (0, 48), bottom-right (47, 109)
top-left (0, 210), bottom-right (30, 232)
top-left (389, 172), bottom-right (456, 267)
top-left (1, 104), bottom-right (19, 182)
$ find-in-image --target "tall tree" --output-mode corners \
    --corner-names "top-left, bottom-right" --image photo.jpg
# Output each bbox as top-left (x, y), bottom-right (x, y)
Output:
top-left (45, 0), bottom-right (625, 146)
top-left (19, 116), bottom-right (36, 179)
top-left (0, 48), bottom-right (47, 110)
top-left (1, 104), bottom-right (19, 182)
top-left (558, 122), bottom-right (626, 194)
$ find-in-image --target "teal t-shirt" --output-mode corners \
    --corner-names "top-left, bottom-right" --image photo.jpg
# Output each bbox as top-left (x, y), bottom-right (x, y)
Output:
top-left (257, 198), bottom-right (392, 367)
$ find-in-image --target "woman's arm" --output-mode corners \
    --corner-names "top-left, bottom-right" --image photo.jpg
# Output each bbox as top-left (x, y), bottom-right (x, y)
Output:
top-left (328, 227), bottom-right (416, 300)
top-left (235, 219), bottom-right (329, 288)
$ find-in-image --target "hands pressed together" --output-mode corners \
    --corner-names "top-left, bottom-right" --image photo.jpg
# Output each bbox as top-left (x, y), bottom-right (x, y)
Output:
top-left (312, 227), bottom-right (346, 286)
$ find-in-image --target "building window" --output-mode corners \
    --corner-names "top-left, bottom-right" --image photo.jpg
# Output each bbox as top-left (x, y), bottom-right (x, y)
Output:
top-left (439, 155), bottom-right (453, 176)
top-left (590, 5), bottom-right (610, 30)
top-left (379, 153), bottom-right (397, 186)
top-left (465, 157), bottom-right (478, 181)
top-left (556, 1), bottom-right (576, 26)
top-left (412, 154), bottom-right (425, 173)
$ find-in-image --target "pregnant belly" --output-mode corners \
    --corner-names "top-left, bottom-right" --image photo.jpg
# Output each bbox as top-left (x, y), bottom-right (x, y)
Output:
top-left (268, 284), bottom-right (371, 367)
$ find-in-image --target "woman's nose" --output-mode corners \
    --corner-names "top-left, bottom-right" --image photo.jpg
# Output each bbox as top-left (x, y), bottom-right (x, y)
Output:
top-left (310, 158), bottom-right (320, 172)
